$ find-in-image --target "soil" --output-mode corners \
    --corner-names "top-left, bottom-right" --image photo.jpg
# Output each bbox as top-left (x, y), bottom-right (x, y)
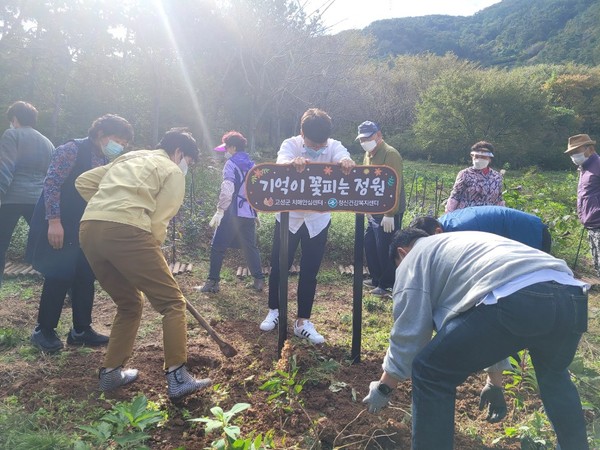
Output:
top-left (0, 268), bottom-right (571, 449)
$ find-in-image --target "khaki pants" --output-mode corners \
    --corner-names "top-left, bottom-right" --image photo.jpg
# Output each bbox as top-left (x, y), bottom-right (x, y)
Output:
top-left (80, 220), bottom-right (187, 369)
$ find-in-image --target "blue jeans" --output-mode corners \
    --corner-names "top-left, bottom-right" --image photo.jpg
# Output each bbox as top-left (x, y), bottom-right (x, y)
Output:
top-left (364, 214), bottom-right (401, 289)
top-left (411, 281), bottom-right (588, 450)
top-left (208, 215), bottom-right (263, 281)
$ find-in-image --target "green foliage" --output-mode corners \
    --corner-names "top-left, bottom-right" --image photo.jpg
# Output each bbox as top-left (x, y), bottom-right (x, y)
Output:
top-left (0, 327), bottom-right (21, 349)
top-left (494, 411), bottom-right (555, 450)
top-left (505, 351), bottom-right (539, 411)
top-left (189, 403), bottom-right (275, 450)
top-left (366, 0), bottom-right (598, 67)
top-left (259, 355), bottom-right (306, 412)
top-left (75, 395), bottom-right (166, 449)
top-left (414, 67), bottom-right (566, 169)
top-left (5, 218), bottom-right (29, 262)
top-left (0, 396), bottom-right (72, 450)
top-left (303, 358), bottom-right (341, 385)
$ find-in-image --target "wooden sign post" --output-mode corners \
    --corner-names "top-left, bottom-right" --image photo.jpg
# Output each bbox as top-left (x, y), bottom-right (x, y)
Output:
top-left (246, 163), bottom-right (398, 360)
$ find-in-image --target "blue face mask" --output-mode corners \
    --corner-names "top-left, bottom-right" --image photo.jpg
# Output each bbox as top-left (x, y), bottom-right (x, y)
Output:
top-left (102, 139), bottom-right (124, 160)
top-left (303, 144), bottom-right (327, 159)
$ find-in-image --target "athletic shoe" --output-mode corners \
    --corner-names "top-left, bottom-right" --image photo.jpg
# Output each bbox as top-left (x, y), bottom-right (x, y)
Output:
top-left (369, 287), bottom-right (392, 298)
top-left (67, 327), bottom-right (109, 346)
top-left (249, 278), bottom-right (265, 292)
top-left (197, 279), bottom-right (220, 293)
top-left (363, 278), bottom-right (377, 288)
top-left (294, 320), bottom-right (325, 344)
top-left (99, 366), bottom-right (139, 392)
top-left (259, 309), bottom-right (279, 331)
top-left (30, 327), bottom-right (63, 353)
top-left (166, 364), bottom-right (212, 400)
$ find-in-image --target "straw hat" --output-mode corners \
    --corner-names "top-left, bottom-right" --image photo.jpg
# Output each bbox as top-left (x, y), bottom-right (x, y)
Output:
top-left (565, 134), bottom-right (596, 154)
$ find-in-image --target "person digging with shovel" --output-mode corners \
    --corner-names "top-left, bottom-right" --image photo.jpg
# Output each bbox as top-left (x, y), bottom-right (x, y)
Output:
top-left (76, 127), bottom-right (212, 400)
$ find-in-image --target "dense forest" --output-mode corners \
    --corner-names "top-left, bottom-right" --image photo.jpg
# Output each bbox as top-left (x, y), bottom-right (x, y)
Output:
top-left (365, 0), bottom-right (600, 67)
top-left (1, 0), bottom-right (600, 169)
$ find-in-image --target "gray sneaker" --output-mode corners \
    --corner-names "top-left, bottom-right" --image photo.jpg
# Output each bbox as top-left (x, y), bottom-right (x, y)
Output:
top-left (99, 366), bottom-right (139, 392)
top-left (249, 278), bottom-right (265, 292)
top-left (30, 327), bottom-right (63, 353)
top-left (166, 364), bottom-right (212, 400)
top-left (369, 287), bottom-right (392, 298)
top-left (198, 279), bottom-right (219, 293)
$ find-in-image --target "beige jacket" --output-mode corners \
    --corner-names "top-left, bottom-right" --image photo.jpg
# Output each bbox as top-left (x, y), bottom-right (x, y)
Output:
top-left (75, 149), bottom-right (185, 244)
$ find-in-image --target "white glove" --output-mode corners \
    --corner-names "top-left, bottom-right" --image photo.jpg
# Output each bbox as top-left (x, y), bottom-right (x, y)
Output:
top-left (209, 209), bottom-right (224, 229)
top-left (255, 215), bottom-right (261, 229)
top-left (381, 216), bottom-right (395, 233)
top-left (362, 381), bottom-right (391, 413)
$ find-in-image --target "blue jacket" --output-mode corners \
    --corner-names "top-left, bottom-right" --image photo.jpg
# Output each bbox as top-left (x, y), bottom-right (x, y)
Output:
top-left (438, 205), bottom-right (548, 251)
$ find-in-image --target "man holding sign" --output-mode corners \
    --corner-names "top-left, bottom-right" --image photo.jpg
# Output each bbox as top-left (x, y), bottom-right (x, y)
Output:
top-left (259, 108), bottom-right (355, 344)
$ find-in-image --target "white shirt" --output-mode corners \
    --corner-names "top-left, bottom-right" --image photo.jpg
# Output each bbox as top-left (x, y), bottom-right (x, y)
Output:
top-left (479, 269), bottom-right (589, 305)
top-left (275, 135), bottom-right (353, 238)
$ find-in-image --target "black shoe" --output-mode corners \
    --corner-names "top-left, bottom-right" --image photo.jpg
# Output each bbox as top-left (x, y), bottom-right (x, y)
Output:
top-left (67, 328), bottom-right (109, 347)
top-left (31, 327), bottom-right (63, 353)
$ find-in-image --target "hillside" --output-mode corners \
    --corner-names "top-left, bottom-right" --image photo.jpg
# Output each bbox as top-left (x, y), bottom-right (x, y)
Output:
top-left (364, 0), bottom-right (600, 66)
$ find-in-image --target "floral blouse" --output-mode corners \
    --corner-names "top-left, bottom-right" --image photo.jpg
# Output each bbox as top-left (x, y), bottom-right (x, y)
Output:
top-left (44, 141), bottom-right (107, 219)
top-left (445, 167), bottom-right (505, 213)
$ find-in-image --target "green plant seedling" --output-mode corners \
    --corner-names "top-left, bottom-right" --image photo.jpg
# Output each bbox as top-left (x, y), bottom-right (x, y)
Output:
top-left (259, 355), bottom-right (306, 412)
top-left (76, 395), bottom-right (166, 449)
top-left (190, 402), bottom-right (275, 449)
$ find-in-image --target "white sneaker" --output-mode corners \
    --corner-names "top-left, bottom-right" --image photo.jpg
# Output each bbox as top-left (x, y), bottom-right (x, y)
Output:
top-left (260, 309), bottom-right (279, 331)
top-left (294, 320), bottom-right (325, 344)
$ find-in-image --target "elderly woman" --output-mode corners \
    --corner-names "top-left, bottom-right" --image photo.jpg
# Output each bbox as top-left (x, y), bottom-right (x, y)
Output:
top-left (445, 141), bottom-right (505, 213)
top-left (198, 131), bottom-right (264, 294)
top-left (27, 114), bottom-right (134, 353)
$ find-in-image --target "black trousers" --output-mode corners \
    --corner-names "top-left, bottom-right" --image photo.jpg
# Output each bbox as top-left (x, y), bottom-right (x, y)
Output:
top-left (36, 249), bottom-right (96, 332)
top-left (0, 203), bottom-right (35, 286)
top-left (268, 221), bottom-right (329, 319)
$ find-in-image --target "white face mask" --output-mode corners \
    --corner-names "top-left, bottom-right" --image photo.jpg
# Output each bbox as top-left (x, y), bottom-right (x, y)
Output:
top-left (178, 158), bottom-right (188, 176)
top-left (361, 140), bottom-right (377, 153)
top-left (473, 158), bottom-right (490, 170)
top-left (571, 152), bottom-right (589, 166)
top-left (9, 122), bottom-right (14, 129)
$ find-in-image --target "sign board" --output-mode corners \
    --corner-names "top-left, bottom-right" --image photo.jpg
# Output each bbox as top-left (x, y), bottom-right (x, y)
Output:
top-left (245, 163), bottom-right (398, 214)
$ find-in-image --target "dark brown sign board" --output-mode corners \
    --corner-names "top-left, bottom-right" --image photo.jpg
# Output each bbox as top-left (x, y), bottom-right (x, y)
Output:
top-left (247, 162), bottom-right (398, 362)
top-left (245, 163), bottom-right (398, 214)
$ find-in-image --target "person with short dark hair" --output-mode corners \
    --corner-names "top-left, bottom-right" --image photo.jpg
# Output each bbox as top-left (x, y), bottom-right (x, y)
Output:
top-left (259, 108), bottom-right (355, 344)
top-left (410, 205), bottom-right (552, 252)
top-left (445, 141), bottom-right (505, 213)
top-left (198, 131), bottom-right (264, 293)
top-left (0, 101), bottom-right (54, 287)
top-left (363, 228), bottom-right (589, 450)
top-left (356, 120), bottom-right (405, 297)
top-left (76, 127), bottom-right (211, 400)
top-left (26, 114), bottom-right (133, 353)
top-left (565, 134), bottom-right (600, 277)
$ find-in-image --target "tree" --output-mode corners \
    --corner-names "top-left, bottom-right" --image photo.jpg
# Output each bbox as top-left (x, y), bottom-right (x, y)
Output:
top-left (413, 67), bottom-right (565, 168)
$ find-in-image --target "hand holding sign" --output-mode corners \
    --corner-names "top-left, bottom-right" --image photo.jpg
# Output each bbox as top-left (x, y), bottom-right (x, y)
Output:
top-left (245, 163), bottom-right (398, 214)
